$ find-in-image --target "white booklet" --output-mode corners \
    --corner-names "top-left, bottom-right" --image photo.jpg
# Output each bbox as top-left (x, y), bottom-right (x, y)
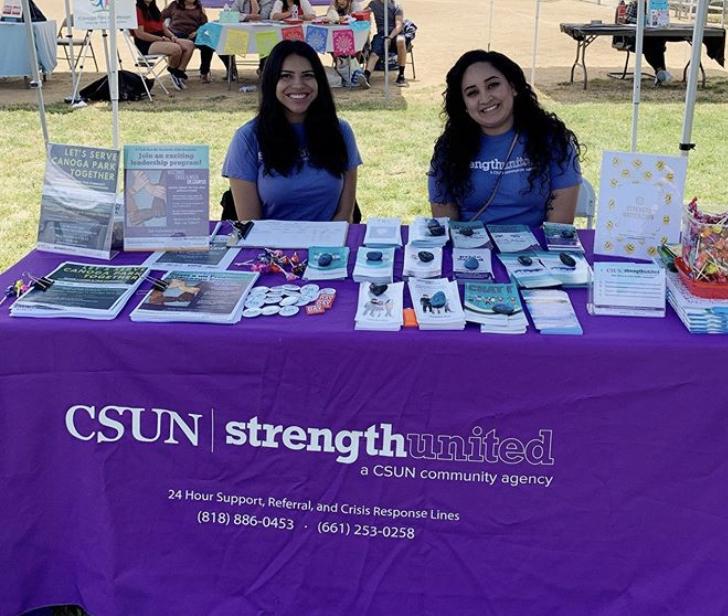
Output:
top-left (590, 261), bottom-right (666, 317)
top-left (448, 221), bottom-right (492, 249)
top-left (487, 224), bottom-right (541, 253)
top-left (10, 262), bottom-right (148, 320)
top-left (233, 220), bottom-right (349, 249)
top-left (402, 245), bottom-right (442, 279)
top-left (36, 144), bottom-right (120, 260)
top-left (352, 246), bottom-right (396, 284)
top-left (594, 150), bottom-right (687, 260)
top-left (363, 217), bottom-right (402, 247)
top-left (522, 289), bottom-right (583, 335)
top-left (130, 270), bottom-right (259, 324)
top-left (354, 281), bottom-right (404, 331)
top-left (453, 248), bottom-right (494, 281)
top-left (543, 222), bottom-right (584, 253)
top-left (408, 278), bottom-right (465, 330)
top-left (408, 217), bottom-right (450, 248)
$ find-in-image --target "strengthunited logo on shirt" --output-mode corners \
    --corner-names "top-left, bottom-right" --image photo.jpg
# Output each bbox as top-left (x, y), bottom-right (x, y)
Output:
top-left (470, 156), bottom-right (533, 174)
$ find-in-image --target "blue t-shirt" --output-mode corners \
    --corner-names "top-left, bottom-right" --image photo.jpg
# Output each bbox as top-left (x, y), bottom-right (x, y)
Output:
top-left (428, 129), bottom-right (581, 226)
top-left (222, 118), bottom-right (362, 221)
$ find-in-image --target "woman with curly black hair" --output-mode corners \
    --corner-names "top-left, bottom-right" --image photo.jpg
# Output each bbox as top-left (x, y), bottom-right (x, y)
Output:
top-left (223, 40), bottom-right (361, 221)
top-left (428, 50), bottom-right (582, 225)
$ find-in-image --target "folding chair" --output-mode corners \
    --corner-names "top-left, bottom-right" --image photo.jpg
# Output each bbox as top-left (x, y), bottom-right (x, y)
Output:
top-left (122, 31), bottom-right (171, 100)
top-left (57, 15), bottom-right (99, 72)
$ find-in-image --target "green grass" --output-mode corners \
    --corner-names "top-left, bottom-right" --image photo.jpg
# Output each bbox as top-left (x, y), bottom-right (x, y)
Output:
top-left (1, 93), bottom-right (727, 271)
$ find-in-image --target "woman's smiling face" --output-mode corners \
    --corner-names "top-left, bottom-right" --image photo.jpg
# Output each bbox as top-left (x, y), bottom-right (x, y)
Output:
top-left (461, 61), bottom-right (517, 136)
top-left (276, 54), bottom-right (319, 123)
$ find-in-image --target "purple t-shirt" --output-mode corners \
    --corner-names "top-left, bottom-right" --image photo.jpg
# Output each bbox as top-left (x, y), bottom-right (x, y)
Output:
top-left (222, 118), bottom-right (362, 221)
top-left (428, 129), bottom-right (581, 226)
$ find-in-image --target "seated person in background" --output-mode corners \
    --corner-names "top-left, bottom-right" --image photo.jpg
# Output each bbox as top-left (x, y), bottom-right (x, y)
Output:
top-left (233, 0), bottom-right (276, 19)
top-left (363, 0), bottom-right (411, 87)
top-left (161, 0), bottom-right (219, 83)
top-left (328, 0), bottom-right (370, 88)
top-left (223, 40), bottom-right (362, 221)
top-left (270, 0), bottom-right (317, 21)
top-left (429, 50), bottom-right (582, 226)
top-left (328, 0), bottom-right (366, 17)
top-left (133, 0), bottom-right (195, 90)
top-left (625, 0), bottom-right (672, 84)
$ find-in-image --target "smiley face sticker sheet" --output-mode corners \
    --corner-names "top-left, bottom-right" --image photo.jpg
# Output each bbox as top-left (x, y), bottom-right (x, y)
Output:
top-left (594, 151), bottom-right (688, 260)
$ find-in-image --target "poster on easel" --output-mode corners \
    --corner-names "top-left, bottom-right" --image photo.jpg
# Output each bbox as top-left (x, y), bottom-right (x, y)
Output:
top-left (1, 0), bottom-right (22, 21)
top-left (124, 145), bottom-right (210, 252)
top-left (648, 0), bottom-right (670, 26)
top-left (594, 151), bottom-right (687, 261)
top-left (73, 0), bottom-right (137, 30)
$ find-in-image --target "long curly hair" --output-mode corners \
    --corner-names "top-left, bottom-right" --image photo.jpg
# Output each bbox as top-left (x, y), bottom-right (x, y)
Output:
top-left (430, 50), bottom-right (582, 206)
top-left (256, 40), bottom-right (347, 178)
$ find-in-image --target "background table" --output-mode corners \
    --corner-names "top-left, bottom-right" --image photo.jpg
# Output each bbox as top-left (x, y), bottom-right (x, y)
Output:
top-left (1, 228), bottom-right (727, 616)
top-left (560, 22), bottom-right (726, 88)
top-left (0, 21), bottom-right (57, 78)
top-left (197, 20), bottom-right (370, 55)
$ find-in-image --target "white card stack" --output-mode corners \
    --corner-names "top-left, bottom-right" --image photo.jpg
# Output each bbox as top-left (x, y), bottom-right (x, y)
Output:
top-left (453, 248), bottom-right (494, 281)
top-left (354, 281), bottom-right (404, 331)
top-left (363, 217), bottom-right (403, 247)
top-left (408, 278), bottom-right (466, 330)
top-left (449, 221), bottom-right (492, 249)
top-left (408, 217), bottom-right (450, 248)
top-left (352, 246), bottom-right (396, 284)
top-left (402, 245), bottom-right (442, 279)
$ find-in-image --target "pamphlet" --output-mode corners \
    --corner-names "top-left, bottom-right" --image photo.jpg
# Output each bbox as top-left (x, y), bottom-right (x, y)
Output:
top-left (408, 217), bottom-right (450, 248)
top-left (352, 246), bottom-right (395, 284)
top-left (487, 224), bottom-right (541, 253)
top-left (124, 145), bottom-right (210, 252)
top-left (303, 246), bottom-right (350, 280)
top-left (363, 217), bottom-right (402, 247)
top-left (542, 222), bottom-right (584, 253)
top-left (10, 262), bottom-right (147, 320)
top-left (407, 278), bottom-right (465, 330)
top-left (233, 220), bottom-right (349, 249)
top-left (522, 289), bottom-right (583, 335)
top-left (449, 221), bottom-right (492, 249)
top-left (142, 235), bottom-right (241, 271)
top-left (452, 248), bottom-right (494, 281)
top-left (594, 150), bottom-right (687, 260)
top-left (499, 253), bottom-right (562, 288)
top-left (36, 144), bottom-right (120, 260)
top-left (463, 282), bottom-right (527, 334)
top-left (590, 262), bottom-right (666, 317)
top-left (533, 251), bottom-right (592, 287)
top-left (402, 245), bottom-right (442, 279)
top-left (130, 270), bottom-right (259, 324)
top-left (666, 272), bottom-right (728, 334)
top-left (1, 0), bottom-right (22, 21)
top-left (354, 281), bottom-right (404, 331)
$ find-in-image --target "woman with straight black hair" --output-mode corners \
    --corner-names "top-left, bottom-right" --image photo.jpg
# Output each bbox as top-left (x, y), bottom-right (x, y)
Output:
top-left (429, 50), bottom-right (583, 226)
top-left (223, 40), bottom-right (361, 221)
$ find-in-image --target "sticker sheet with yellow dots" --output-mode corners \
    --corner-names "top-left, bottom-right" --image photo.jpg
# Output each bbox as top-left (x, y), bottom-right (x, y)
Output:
top-left (594, 151), bottom-right (687, 260)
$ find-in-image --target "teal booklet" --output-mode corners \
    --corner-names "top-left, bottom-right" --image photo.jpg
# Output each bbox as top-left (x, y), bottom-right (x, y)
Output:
top-left (542, 222), bottom-right (584, 253)
top-left (36, 144), bottom-right (120, 260)
top-left (303, 246), bottom-right (350, 280)
top-left (487, 224), bottom-right (541, 253)
top-left (463, 282), bottom-right (528, 334)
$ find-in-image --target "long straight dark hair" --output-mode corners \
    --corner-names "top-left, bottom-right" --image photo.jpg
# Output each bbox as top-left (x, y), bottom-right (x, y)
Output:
top-left (256, 40), bottom-right (348, 177)
top-left (136, 0), bottom-right (161, 21)
top-left (175, 0), bottom-right (203, 8)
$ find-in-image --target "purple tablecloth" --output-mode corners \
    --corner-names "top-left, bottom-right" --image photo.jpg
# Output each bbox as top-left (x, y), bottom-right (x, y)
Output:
top-left (1, 227), bottom-right (727, 616)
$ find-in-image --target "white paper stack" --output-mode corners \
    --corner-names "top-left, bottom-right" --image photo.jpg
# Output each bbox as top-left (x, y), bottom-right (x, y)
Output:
top-left (142, 235), bottom-right (241, 272)
top-left (666, 272), bottom-right (728, 334)
top-left (354, 282), bottom-right (404, 331)
top-left (463, 282), bottom-right (528, 334)
top-left (10, 262), bottom-right (148, 320)
top-left (363, 217), bottom-right (403, 247)
top-left (453, 248), bottom-right (494, 281)
top-left (408, 278), bottom-right (465, 330)
top-left (402, 245), bottom-right (442, 279)
top-left (449, 221), bottom-right (492, 249)
top-left (521, 289), bottom-right (583, 335)
top-left (352, 247), bottom-right (396, 284)
top-left (408, 217), bottom-right (450, 248)
top-left (130, 270), bottom-right (259, 324)
top-left (303, 246), bottom-right (350, 280)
